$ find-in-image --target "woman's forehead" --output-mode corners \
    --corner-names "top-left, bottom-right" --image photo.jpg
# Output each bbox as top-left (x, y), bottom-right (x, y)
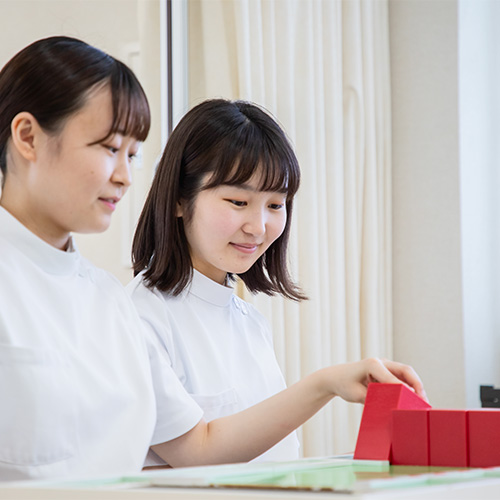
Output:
top-left (208, 161), bottom-right (289, 191)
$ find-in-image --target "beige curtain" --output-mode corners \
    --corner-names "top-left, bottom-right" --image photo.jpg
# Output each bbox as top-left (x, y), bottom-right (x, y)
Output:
top-left (188, 0), bottom-right (392, 457)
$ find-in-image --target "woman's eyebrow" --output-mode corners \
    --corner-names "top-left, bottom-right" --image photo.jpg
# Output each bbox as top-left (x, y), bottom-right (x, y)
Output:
top-left (221, 183), bottom-right (288, 194)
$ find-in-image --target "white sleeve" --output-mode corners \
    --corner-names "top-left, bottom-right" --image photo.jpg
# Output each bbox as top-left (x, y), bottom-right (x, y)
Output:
top-left (127, 278), bottom-right (203, 445)
top-left (144, 328), bottom-right (203, 445)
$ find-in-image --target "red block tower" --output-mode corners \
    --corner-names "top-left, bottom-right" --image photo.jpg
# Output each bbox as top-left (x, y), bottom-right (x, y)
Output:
top-left (354, 383), bottom-right (431, 461)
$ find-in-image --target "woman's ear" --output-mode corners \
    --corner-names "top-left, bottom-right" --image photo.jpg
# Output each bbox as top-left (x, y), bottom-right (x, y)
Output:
top-left (176, 200), bottom-right (183, 218)
top-left (10, 112), bottom-right (41, 162)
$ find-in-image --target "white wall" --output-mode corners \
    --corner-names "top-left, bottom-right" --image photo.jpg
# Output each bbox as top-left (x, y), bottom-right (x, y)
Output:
top-left (0, 0), bottom-right (161, 285)
top-left (390, 0), bottom-right (500, 409)
top-left (459, 0), bottom-right (500, 407)
top-left (389, 0), bottom-right (466, 408)
top-left (0, 0), bottom-right (138, 60)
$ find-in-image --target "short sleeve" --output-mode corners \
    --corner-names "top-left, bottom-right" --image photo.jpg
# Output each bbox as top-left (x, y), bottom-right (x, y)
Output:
top-left (127, 276), bottom-right (203, 445)
top-left (144, 329), bottom-right (203, 445)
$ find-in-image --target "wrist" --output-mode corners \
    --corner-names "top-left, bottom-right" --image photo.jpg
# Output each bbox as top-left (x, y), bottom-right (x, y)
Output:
top-left (307, 366), bottom-right (339, 402)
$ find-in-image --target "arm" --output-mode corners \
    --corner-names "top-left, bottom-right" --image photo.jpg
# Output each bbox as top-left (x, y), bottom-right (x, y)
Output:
top-left (152, 357), bottom-right (426, 467)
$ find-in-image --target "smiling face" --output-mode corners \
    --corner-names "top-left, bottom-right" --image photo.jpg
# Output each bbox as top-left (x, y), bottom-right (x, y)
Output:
top-left (180, 173), bottom-right (288, 285)
top-left (1, 85), bottom-right (140, 249)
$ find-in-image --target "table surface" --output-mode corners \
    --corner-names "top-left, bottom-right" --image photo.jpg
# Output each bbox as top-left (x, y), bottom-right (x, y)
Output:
top-left (3, 457), bottom-right (500, 499)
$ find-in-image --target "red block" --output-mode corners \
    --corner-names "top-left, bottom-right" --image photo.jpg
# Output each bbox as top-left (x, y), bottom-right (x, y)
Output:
top-left (468, 409), bottom-right (500, 467)
top-left (353, 383), bottom-right (431, 460)
top-left (391, 409), bottom-right (430, 466)
top-left (429, 410), bottom-right (468, 467)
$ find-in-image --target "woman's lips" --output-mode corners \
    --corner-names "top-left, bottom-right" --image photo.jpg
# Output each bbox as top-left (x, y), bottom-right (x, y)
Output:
top-left (230, 242), bottom-right (259, 254)
top-left (99, 197), bottom-right (120, 211)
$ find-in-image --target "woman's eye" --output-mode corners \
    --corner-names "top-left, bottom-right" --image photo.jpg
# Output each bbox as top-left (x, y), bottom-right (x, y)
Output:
top-left (227, 199), bottom-right (247, 207)
top-left (269, 203), bottom-right (284, 210)
top-left (104, 145), bottom-right (119, 154)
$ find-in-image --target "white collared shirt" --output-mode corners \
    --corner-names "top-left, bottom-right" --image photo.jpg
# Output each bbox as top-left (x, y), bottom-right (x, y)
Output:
top-left (128, 269), bottom-right (300, 463)
top-left (0, 207), bottom-right (202, 481)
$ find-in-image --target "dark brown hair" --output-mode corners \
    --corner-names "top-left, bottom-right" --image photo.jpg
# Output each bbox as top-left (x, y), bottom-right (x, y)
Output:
top-left (0, 36), bottom-right (150, 183)
top-left (132, 99), bottom-right (306, 301)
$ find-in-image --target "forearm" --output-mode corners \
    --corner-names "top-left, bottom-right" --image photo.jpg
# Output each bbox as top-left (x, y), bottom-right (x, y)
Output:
top-left (151, 358), bottom-right (426, 467)
top-left (152, 367), bottom-right (335, 467)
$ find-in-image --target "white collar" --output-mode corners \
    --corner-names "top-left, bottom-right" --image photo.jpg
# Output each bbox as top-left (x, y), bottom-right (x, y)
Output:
top-left (188, 269), bottom-right (234, 307)
top-left (0, 206), bottom-right (80, 276)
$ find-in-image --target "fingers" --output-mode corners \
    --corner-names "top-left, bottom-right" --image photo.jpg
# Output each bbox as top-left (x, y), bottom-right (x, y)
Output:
top-left (340, 359), bottom-right (404, 405)
top-left (327, 357), bottom-right (428, 406)
top-left (380, 359), bottom-right (429, 402)
top-left (364, 358), bottom-right (406, 386)
top-left (364, 358), bottom-right (429, 403)
top-left (349, 385), bottom-right (369, 405)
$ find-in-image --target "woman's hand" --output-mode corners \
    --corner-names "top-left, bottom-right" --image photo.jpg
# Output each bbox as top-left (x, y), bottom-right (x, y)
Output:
top-left (323, 357), bottom-right (428, 404)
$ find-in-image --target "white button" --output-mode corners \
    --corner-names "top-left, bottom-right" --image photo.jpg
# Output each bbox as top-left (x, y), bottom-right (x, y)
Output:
top-left (233, 296), bottom-right (248, 315)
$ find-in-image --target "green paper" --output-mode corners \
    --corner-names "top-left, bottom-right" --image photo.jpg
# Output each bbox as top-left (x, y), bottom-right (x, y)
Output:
top-left (26, 458), bottom-right (496, 494)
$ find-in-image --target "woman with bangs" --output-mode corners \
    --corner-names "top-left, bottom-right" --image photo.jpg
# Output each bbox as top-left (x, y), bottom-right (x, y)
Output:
top-left (128, 99), bottom-right (428, 465)
top-left (0, 36), bottom-right (205, 481)
top-left (0, 36), bottom-right (157, 480)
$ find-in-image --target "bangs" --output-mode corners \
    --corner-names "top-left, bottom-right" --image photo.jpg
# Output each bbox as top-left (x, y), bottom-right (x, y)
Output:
top-left (203, 119), bottom-right (300, 198)
top-left (106, 61), bottom-right (150, 142)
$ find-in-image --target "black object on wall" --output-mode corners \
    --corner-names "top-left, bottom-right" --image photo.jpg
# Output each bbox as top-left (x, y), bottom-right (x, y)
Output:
top-left (480, 385), bottom-right (500, 408)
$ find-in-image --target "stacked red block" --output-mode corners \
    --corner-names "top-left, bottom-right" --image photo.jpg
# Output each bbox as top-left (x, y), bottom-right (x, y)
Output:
top-left (354, 383), bottom-right (500, 467)
top-left (353, 383), bottom-right (431, 461)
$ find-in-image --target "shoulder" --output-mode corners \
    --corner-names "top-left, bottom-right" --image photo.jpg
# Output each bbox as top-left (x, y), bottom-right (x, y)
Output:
top-left (232, 294), bottom-right (266, 320)
top-left (126, 273), bottom-right (168, 311)
top-left (126, 272), bottom-right (151, 297)
top-left (126, 273), bottom-right (176, 331)
top-left (73, 259), bottom-right (150, 337)
top-left (79, 257), bottom-right (132, 303)
top-left (84, 258), bottom-right (124, 290)
top-left (231, 294), bottom-right (273, 339)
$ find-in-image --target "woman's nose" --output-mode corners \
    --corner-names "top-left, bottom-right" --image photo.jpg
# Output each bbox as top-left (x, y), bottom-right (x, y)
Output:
top-left (112, 156), bottom-right (132, 188)
top-left (242, 209), bottom-right (266, 236)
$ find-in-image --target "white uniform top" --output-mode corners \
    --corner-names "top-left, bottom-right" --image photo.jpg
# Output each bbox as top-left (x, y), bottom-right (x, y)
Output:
top-left (128, 269), bottom-right (300, 463)
top-left (0, 207), bottom-right (203, 481)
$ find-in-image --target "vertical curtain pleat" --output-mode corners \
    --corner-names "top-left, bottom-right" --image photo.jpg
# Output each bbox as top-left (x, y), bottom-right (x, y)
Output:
top-left (188, 0), bottom-right (392, 457)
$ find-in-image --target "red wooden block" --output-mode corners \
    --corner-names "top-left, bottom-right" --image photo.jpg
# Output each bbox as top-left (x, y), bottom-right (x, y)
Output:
top-left (353, 383), bottom-right (431, 460)
top-left (391, 409), bottom-right (430, 466)
top-left (429, 409), bottom-right (468, 467)
top-left (468, 409), bottom-right (500, 467)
